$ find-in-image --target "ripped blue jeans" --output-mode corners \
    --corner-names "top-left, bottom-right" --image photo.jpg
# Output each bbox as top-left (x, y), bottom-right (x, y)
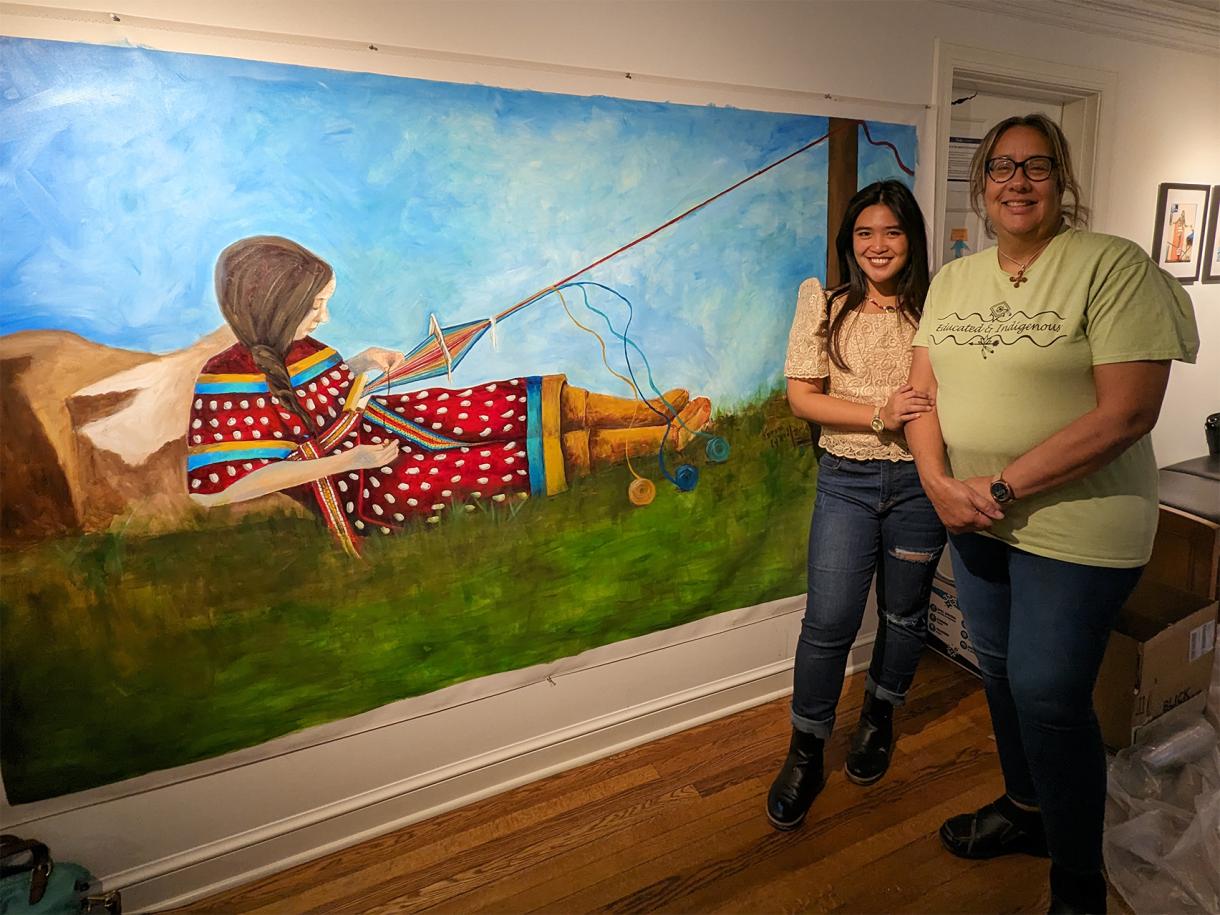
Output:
top-left (791, 453), bottom-right (946, 737)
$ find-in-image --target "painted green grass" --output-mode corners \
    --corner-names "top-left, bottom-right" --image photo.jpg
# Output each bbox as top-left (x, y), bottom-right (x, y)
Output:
top-left (0, 392), bottom-right (816, 803)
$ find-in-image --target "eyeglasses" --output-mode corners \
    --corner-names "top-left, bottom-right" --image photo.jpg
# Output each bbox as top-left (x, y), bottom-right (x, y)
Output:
top-left (985, 156), bottom-right (1056, 183)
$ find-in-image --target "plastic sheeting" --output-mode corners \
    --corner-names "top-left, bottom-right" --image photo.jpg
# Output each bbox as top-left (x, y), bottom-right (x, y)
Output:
top-left (1105, 651), bottom-right (1220, 914)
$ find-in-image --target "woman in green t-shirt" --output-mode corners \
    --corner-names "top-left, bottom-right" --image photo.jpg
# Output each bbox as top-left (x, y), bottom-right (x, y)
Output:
top-left (906, 114), bottom-right (1198, 914)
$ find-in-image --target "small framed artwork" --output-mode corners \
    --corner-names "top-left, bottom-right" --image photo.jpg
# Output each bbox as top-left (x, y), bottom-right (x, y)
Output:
top-left (1152, 183), bottom-right (1211, 284)
top-left (1202, 186), bottom-right (1220, 284)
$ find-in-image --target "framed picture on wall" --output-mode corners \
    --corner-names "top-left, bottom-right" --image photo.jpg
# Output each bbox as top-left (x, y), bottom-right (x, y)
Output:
top-left (1202, 186), bottom-right (1220, 284)
top-left (1151, 182), bottom-right (1211, 284)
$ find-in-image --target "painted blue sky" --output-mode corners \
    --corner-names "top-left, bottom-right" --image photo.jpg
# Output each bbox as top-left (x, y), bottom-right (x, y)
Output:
top-left (0, 38), bottom-right (916, 405)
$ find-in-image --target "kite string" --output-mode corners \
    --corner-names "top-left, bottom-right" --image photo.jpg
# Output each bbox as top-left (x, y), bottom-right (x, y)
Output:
top-left (552, 287), bottom-right (641, 399)
top-left (564, 282), bottom-right (709, 441)
top-left (494, 117), bottom-right (913, 326)
top-left (860, 121), bottom-right (915, 176)
top-left (493, 121), bottom-right (849, 325)
top-left (552, 286), bottom-right (645, 482)
top-left (562, 282), bottom-right (707, 491)
top-left (542, 281), bottom-right (688, 489)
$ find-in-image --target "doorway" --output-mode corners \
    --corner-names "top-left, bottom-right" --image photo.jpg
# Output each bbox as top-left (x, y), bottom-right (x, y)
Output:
top-left (931, 42), bottom-right (1116, 270)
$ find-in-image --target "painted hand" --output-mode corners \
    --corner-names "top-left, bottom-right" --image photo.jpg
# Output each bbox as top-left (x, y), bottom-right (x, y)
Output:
top-left (351, 347), bottom-right (406, 378)
top-left (341, 441), bottom-right (400, 471)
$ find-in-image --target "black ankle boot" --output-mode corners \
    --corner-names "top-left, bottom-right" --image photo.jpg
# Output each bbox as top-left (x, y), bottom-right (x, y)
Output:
top-left (940, 795), bottom-right (1049, 860)
top-left (766, 729), bottom-right (825, 830)
top-left (1047, 865), bottom-right (1107, 914)
top-left (845, 692), bottom-right (893, 785)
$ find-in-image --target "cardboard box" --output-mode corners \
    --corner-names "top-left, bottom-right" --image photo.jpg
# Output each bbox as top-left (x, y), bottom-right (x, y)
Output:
top-left (1144, 504), bottom-right (1219, 602)
top-left (1094, 578), bottom-right (1218, 749)
top-left (925, 556), bottom-right (1218, 750)
top-left (926, 556), bottom-right (982, 678)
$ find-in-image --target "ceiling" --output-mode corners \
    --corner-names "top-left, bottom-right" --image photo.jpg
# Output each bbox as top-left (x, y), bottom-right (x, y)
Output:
top-left (940, 0), bottom-right (1220, 55)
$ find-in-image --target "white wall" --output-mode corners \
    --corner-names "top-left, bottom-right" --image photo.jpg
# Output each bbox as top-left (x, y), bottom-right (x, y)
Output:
top-left (3, 2), bottom-right (1218, 908)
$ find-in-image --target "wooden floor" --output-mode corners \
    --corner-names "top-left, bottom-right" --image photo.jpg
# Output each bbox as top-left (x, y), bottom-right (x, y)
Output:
top-left (180, 654), bottom-right (1129, 914)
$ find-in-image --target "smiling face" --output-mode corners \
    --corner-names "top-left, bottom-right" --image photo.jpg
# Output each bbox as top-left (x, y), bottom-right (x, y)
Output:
top-left (294, 276), bottom-right (335, 340)
top-left (852, 203), bottom-right (909, 294)
top-left (984, 125), bottom-right (1064, 245)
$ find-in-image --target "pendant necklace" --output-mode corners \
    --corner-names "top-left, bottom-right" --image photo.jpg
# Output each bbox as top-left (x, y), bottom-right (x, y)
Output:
top-left (864, 296), bottom-right (898, 313)
top-left (997, 236), bottom-right (1054, 288)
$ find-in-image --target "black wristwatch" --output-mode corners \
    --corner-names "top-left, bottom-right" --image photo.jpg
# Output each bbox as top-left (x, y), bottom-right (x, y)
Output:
top-left (990, 474), bottom-right (1016, 505)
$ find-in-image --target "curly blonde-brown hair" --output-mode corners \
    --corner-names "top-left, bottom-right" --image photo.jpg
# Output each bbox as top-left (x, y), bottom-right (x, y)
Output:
top-left (968, 113), bottom-right (1090, 238)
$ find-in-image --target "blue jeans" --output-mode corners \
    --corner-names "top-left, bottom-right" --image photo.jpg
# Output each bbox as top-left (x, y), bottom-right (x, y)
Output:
top-left (791, 454), bottom-right (946, 737)
top-left (949, 532), bottom-right (1143, 875)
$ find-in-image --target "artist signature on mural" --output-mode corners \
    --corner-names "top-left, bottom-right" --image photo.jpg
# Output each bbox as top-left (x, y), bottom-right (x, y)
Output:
top-left (762, 420), bottom-right (814, 450)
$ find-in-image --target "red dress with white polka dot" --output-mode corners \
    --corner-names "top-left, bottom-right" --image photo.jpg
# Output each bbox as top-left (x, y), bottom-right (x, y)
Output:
top-left (186, 338), bottom-right (534, 533)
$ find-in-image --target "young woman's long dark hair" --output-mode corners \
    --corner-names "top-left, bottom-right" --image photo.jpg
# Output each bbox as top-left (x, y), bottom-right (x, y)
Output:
top-left (824, 180), bottom-right (930, 371)
top-left (215, 236), bottom-right (334, 433)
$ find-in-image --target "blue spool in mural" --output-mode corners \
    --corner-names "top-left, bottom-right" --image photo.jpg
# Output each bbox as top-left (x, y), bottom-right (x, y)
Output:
top-left (671, 463), bottom-right (700, 492)
top-left (705, 435), bottom-right (731, 463)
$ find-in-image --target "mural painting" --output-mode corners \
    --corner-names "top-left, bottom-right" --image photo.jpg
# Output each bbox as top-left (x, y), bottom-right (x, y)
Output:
top-left (0, 37), bottom-right (916, 803)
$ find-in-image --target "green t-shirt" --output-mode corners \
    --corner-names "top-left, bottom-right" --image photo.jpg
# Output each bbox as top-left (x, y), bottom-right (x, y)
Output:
top-left (913, 228), bottom-right (1200, 568)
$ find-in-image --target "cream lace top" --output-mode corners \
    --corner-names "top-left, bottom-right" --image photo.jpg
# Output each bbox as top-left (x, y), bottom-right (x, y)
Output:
top-left (784, 277), bottom-right (916, 462)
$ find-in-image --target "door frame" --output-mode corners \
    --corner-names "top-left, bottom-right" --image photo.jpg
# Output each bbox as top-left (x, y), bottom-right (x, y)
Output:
top-left (931, 41), bottom-right (1118, 270)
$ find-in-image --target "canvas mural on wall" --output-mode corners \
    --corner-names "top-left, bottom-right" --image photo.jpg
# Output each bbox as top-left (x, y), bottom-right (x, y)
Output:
top-left (0, 37), bottom-right (916, 804)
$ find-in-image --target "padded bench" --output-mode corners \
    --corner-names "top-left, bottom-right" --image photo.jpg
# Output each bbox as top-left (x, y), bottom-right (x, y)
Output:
top-left (1147, 455), bottom-right (1220, 601)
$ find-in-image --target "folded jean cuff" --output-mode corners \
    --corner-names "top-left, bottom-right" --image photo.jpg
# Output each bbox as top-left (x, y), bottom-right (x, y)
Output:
top-left (790, 707), bottom-right (834, 739)
top-left (865, 674), bottom-right (908, 707)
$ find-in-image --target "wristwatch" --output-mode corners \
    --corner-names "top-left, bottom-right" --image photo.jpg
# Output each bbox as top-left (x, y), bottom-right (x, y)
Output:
top-left (990, 474), bottom-right (1016, 504)
top-left (871, 406), bottom-right (884, 433)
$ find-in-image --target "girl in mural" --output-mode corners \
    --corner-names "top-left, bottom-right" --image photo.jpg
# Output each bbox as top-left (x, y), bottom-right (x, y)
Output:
top-left (186, 236), bottom-right (711, 554)
top-left (766, 181), bottom-right (945, 830)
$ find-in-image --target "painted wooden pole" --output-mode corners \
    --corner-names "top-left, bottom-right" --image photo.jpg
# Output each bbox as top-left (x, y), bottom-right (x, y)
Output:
top-left (825, 117), bottom-right (859, 288)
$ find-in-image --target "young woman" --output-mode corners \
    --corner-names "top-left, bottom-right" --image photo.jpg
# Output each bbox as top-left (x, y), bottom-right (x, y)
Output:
top-left (186, 235), bottom-right (712, 553)
top-left (906, 114), bottom-right (1197, 914)
top-left (767, 180), bottom-right (945, 830)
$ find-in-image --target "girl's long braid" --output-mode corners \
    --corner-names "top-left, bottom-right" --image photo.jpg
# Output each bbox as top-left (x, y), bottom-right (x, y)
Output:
top-left (250, 344), bottom-right (314, 434)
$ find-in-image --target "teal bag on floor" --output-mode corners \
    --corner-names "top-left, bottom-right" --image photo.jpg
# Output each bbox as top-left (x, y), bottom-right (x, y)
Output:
top-left (0, 835), bottom-right (108, 914)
